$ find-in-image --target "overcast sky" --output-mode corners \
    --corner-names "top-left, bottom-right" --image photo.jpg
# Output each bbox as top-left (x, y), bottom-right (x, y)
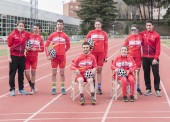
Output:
top-left (22, 0), bottom-right (70, 15)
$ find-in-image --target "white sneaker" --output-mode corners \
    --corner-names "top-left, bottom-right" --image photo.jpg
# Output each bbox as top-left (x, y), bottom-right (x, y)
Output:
top-left (155, 90), bottom-right (162, 97)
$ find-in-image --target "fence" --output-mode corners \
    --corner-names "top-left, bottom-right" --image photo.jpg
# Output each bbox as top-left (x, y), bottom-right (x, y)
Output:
top-left (0, 35), bottom-right (169, 45)
top-left (0, 35), bottom-right (85, 45)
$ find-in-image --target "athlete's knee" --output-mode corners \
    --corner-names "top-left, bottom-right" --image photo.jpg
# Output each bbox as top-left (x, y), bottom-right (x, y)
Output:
top-left (60, 69), bottom-right (65, 77)
top-left (97, 67), bottom-right (102, 73)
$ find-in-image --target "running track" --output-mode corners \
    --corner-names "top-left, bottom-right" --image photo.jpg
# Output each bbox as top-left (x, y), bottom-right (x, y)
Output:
top-left (0, 38), bottom-right (170, 122)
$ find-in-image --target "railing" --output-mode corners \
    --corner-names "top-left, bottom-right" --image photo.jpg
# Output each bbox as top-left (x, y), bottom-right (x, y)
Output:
top-left (1, 35), bottom-right (169, 45)
top-left (160, 36), bottom-right (170, 39)
top-left (0, 35), bottom-right (85, 45)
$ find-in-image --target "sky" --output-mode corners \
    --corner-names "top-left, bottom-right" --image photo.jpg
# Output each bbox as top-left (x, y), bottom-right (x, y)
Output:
top-left (22, 0), bottom-right (70, 15)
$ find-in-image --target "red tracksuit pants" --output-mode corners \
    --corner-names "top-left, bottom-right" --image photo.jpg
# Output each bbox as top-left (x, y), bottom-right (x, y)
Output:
top-left (120, 74), bottom-right (135, 96)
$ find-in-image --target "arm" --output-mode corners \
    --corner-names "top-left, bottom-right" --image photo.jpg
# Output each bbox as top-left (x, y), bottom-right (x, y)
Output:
top-left (124, 36), bottom-right (129, 46)
top-left (92, 56), bottom-right (97, 74)
top-left (86, 31), bottom-right (91, 40)
top-left (104, 32), bottom-right (108, 60)
top-left (7, 33), bottom-right (13, 63)
top-left (65, 35), bottom-right (70, 52)
top-left (154, 35), bottom-right (160, 60)
top-left (128, 57), bottom-right (137, 74)
top-left (7, 47), bottom-right (11, 63)
top-left (70, 57), bottom-right (81, 75)
top-left (36, 36), bottom-right (44, 52)
top-left (45, 35), bottom-right (52, 60)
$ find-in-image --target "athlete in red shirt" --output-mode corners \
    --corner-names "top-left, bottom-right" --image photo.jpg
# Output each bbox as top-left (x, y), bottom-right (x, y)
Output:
top-left (140, 20), bottom-right (161, 97)
top-left (25, 24), bottom-right (44, 94)
top-left (70, 42), bottom-right (97, 105)
top-left (111, 46), bottom-right (137, 102)
top-left (45, 19), bottom-right (70, 95)
top-left (7, 21), bottom-right (30, 96)
top-left (86, 18), bottom-right (108, 94)
top-left (124, 24), bottom-right (143, 95)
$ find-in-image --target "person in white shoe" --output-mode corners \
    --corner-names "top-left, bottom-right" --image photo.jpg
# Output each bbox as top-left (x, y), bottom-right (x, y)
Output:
top-left (7, 21), bottom-right (30, 96)
top-left (25, 23), bottom-right (44, 94)
top-left (140, 20), bottom-right (161, 97)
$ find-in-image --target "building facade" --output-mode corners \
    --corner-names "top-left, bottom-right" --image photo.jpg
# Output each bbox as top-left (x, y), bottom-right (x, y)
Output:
top-left (0, 0), bottom-right (81, 36)
top-left (63, 0), bottom-right (80, 19)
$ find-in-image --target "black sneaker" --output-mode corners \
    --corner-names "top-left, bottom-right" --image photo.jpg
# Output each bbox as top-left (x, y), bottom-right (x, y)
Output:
top-left (123, 96), bottom-right (128, 102)
top-left (97, 89), bottom-right (102, 95)
top-left (130, 95), bottom-right (135, 102)
top-left (80, 97), bottom-right (85, 105)
top-left (91, 96), bottom-right (96, 105)
top-left (137, 89), bottom-right (142, 95)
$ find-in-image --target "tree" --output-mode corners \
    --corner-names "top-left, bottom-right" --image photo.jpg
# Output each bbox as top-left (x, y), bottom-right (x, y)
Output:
top-left (76, 0), bottom-right (117, 34)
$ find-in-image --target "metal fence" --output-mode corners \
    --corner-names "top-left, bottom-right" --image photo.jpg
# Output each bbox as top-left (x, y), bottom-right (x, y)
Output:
top-left (0, 35), bottom-right (169, 45)
top-left (0, 35), bottom-right (85, 45)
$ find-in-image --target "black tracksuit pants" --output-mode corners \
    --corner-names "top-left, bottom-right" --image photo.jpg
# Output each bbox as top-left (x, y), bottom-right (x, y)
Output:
top-left (142, 57), bottom-right (160, 91)
top-left (9, 55), bottom-right (25, 91)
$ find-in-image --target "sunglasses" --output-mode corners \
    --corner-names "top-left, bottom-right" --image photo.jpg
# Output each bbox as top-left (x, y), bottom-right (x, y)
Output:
top-left (131, 29), bottom-right (137, 31)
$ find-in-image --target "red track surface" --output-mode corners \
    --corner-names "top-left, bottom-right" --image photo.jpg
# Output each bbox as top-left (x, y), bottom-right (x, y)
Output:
top-left (0, 38), bottom-right (170, 122)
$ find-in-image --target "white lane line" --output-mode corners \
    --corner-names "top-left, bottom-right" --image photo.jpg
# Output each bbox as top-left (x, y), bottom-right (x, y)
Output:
top-left (2, 110), bottom-right (170, 116)
top-left (1, 110), bottom-right (170, 116)
top-left (101, 50), bottom-right (120, 122)
top-left (2, 116), bottom-right (170, 122)
top-left (23, 44), bottom-right (122, 122)
top-left (23, 86), bottom-right (71, 122)
top-left (160, 80), bottom-right (170, 107)
top-left (101, 98), bottom-right (114, 122)
top-left (0, 76), bottom-right (8, 80)
top-left (160, 51), bottom-right (170, 107)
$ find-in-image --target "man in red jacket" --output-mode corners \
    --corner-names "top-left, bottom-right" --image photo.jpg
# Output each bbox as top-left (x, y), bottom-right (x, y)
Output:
top-left (140, 20), bottom-right (161, 97)
top-left (70, 42), bottom-right (97, 105)
top-left (25, 24), bottom-right (44, 94)
top-left (45, 19), bottom-right (70, 95)
top-left (86, 18), bottom-right (108, 94)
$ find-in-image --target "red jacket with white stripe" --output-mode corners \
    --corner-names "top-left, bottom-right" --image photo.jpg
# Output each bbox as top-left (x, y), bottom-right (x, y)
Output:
top-left (140, 30), bottom-right (160, 60)
top-left (111, 55), bottom-right (137, 73)
top-left (45, 31), bottom-right (70, 56)
top-left (26, 34), bottom-right (44, 56)
top-left (124, 34), bottom-right (142, 57)
top-left (7, 29), bottom-right (30, 56)
top-left (86, 29), bottom-right (108, 58)
top-left (70, 53), bottom-right (97, 74)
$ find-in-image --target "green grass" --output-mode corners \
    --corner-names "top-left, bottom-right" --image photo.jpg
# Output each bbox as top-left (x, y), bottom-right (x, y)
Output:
top-left (161, 39), bottom-right (170, 47)
top-left (0, 49), bottom-right (7, 56)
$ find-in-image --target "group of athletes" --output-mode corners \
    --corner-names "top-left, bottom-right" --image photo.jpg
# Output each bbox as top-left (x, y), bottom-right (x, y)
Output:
top-left (7, 18), bottom-right (161, 105)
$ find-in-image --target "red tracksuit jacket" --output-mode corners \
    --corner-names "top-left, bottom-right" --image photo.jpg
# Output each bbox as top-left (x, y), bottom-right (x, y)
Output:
top-left (45, 31), bottom-right (70, 56)
top-left (26, 34), bottom-right (44, 57)
top-left (140, 30), bottom-right (160, 60)
top-left (124, 34), bottom-right (142, 58)
top-left (70, 53), bottom-right (97, 74)
top-left (7, 29), bottom-right (30, 56)
top-left (86, 29), bottom-right (108, 58)
top-left (111, 55), bottom-right (137, 75)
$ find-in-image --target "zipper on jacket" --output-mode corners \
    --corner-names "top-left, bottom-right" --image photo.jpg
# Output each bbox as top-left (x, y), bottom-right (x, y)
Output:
top-left (19, 32), bottom-right (22, 56)
top-left (147, 32), bottom-right (150, 57)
